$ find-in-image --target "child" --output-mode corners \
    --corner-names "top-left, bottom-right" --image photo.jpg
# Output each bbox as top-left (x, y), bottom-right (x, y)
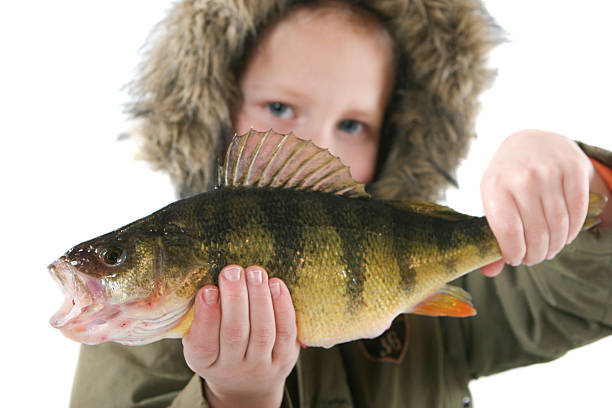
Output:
top-left (70, 1), bottom-right (612, 407)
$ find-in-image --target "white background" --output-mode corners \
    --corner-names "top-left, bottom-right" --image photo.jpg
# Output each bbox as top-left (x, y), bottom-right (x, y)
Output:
top-left (1, 1), bottom-right (610, 406)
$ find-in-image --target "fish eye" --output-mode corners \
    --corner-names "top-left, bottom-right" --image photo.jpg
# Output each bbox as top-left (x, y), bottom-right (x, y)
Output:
top-left (100, 247), bottom-right (126, 267)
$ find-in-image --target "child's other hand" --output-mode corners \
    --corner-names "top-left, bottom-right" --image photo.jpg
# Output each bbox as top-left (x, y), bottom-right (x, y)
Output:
top-left (480, 130), bottom-right (595, 277)
top-left (182, 265), bottom-right (300, 408)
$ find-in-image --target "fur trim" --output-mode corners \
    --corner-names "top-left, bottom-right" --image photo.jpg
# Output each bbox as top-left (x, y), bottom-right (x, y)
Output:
top-left (127, 0), bottom-right (503, 200)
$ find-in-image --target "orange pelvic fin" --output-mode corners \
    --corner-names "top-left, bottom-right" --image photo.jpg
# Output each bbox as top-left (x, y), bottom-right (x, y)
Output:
top-left (409, 284), bottom-right (477, 317)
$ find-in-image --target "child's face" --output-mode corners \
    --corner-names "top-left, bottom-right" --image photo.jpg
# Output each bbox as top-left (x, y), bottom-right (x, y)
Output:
top-left (233, 7), bottom-right (395, 183)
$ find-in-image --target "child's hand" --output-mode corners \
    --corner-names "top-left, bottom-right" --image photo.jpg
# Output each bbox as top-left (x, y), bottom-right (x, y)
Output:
top-left (480, 130), bottom-right (597, 277)
top-left (182, 265), bottom-right (300, 408)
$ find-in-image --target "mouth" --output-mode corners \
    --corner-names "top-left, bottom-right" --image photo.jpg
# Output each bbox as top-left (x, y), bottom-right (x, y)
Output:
top-left (48, 258), bottom-right (193, 345)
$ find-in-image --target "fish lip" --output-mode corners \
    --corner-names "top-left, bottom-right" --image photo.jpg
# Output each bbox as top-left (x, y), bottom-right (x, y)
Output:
top-left (48, 258), bottom-right (74, 295)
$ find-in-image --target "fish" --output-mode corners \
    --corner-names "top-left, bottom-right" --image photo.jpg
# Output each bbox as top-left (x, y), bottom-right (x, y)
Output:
top-left (48, 129), bottom-right (608, 348)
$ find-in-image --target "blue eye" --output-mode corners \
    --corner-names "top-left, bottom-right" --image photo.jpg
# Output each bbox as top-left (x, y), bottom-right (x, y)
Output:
top-left (338, 119), bottom-right (363, 134)
top-left (267, 102), bottom-right (294, 119)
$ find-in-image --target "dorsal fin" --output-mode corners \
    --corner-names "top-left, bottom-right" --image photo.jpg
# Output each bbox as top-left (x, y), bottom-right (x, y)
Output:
top-left (219, 129), bottom-right (369, 198)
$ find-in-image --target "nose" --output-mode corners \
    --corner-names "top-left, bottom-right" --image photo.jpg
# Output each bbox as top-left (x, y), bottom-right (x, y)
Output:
top-left (293, 121), bottom-right (334, 153)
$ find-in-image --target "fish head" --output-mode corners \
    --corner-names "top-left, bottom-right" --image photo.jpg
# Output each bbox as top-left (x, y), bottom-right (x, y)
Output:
top-left (49, 222), bottom-right (206, 345)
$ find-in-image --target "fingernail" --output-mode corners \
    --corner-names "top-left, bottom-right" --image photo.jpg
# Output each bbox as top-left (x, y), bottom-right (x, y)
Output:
top-left (247, 268), bottom-right (262, 285)
top-left (270, 281), bottom-right (281, 298)
top-left (223, 266), bottom-right (242, 281)
top-left (202, 288), bottom-right (218, 305)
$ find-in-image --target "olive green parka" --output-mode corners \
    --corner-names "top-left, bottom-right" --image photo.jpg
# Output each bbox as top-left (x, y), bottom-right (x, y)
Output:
top-left (69, 1), bottom-right (612, 407)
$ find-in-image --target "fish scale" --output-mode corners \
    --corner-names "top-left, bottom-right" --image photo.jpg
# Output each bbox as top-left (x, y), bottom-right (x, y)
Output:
top-left (48, 130), bottom-right (607, 347)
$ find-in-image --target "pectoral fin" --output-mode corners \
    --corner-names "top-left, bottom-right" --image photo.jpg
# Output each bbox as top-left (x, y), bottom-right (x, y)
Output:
top-left (409, 284), bottom-right (477, 317)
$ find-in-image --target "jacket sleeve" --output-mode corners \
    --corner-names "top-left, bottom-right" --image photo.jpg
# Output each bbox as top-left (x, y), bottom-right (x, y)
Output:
top-left (70, 339), bottom-right (295, 407)
top-left (456, 142), bottom-right (612, 379)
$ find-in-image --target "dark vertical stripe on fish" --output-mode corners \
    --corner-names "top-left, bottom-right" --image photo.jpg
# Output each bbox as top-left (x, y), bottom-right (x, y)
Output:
top-left (258, 190), bottom-right (301, 286)
top-left (208, 189), bottom-right (230, 282)
top-left (472, 216), bottom-right (496, 258)
top-left (432, 216), bottom-right (461, 275)
top-left (327, 197), bottom-right (367, 315)
top-left (392, 206), bottom-right (417, 292)
top-left (297, 192), bottom-right (333, 286)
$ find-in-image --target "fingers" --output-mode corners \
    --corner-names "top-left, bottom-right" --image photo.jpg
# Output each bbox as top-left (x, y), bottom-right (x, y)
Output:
top-left (245, 266), bottom-right (276, 359)
top-left (182, 265), bottom-right (299, 403)
top-left (485, 178), bottom-right (566, 267)
top-left (184, 265), bottom-right (299, 375)
top-left (541, 182), bottom-right (570, 259)
top-left (511, 186), bottom-right (550, 265)
top-left (482, 186), bottom-right (525, 266)
top-left (218, 265), bottom-right (250, 364)
top-left (269, 278), bottom-right (299, 362)
top-left (182, 285), bottom-right (220, 373)
top-left (481, 131), bottom-right (592, 271)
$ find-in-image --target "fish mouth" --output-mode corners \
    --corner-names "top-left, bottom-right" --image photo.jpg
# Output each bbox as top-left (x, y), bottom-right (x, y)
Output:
top-left (49, 258), bottom-right (94, 328)
top-left (48, 258), bottom-right (194, 345)
top-left (48, 258), bottom-right (115, 343)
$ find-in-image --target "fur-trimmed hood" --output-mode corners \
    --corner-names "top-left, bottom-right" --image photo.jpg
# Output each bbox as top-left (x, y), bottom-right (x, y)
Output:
top-left (128, 0), bottom-right (502, 201)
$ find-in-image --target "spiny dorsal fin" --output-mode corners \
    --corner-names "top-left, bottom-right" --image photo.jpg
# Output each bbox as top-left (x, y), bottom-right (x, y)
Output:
top-left (388, 201), bottom-right (477, 221)
top-left (219, 129), bottom-right (369, 198)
